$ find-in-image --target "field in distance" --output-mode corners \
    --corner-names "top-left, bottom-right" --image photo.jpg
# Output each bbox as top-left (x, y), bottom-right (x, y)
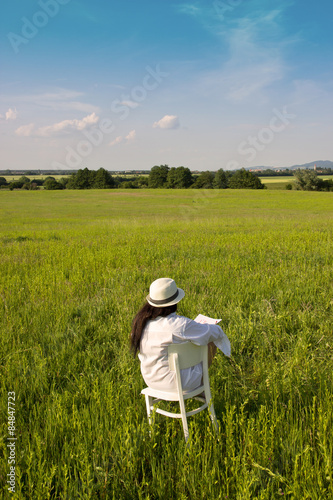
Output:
top-left (260, 174), bottom-right (333, 189)
top-left (0, 189), bottom-right (332, 498)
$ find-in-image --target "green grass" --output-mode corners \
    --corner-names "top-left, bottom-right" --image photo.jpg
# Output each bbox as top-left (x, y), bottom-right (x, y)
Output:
top-left (0, 189), bottom-right (332, 499)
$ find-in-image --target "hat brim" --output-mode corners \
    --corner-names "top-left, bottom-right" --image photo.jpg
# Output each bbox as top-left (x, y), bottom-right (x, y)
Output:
top-left (146, 287), bottom-right (185, 307)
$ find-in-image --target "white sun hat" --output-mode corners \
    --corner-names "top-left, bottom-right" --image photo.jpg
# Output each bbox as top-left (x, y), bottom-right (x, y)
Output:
top-left (146, 278), bottom-right (185, 307)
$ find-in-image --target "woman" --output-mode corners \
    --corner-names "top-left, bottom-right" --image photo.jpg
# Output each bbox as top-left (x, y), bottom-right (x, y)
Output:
top-left (130, 277), bottom-right (230, 392)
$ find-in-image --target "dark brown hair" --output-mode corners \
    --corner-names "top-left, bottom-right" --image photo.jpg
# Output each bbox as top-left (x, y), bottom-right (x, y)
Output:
top-left (130, 302), bottom-right (177, 356)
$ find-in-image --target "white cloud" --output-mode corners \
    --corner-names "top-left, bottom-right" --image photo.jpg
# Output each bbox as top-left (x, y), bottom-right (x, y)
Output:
top-left (6, 108), bottom-right (17, 120)
top-left (15, 112), bottom-right (99, 137)
top-left (0, 107), bottom-right (18, 121)
top-left (153, 115), bottom-right (180, 129)
top-left (109, 129), bottom-right (137, 147)
top-left (125, 129), bottom-right (136, 141)
top-left (109, 135), bottom-right (123, 147)
top-left (15, 123), bottom-right (34, 137)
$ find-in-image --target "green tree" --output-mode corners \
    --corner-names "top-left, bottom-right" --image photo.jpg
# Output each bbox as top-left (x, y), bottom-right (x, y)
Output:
top-left (166, 167), bottom-right (178, 188)
top-left (121, 180), bottom-right (138, 189)
top-left (228, 169), bottom-right (265, 189)
top-left (213, 169), bottom-right (229, 189)
top-left (31, 178), bottom-right (44, 187)
top-left (44, 178), bottom-right (64, 190)
top-left (167, 166), bottom-right (193, 188)
top-left (293, 169), bottom-right (333, 191)
top-left (18, 176), bottom-right (31, 185)
top-left (134, 176), bottom-right (149, 188)
top-left (59, 177), bottom-right (70, 188)
top-left (9, 181), bottom-right (24, 190)
top-left (121, 176), bottom-right (149, 188)
top-left (317, 178), bottom-right (333, 191)
top-left (92, 168), bottom-right (115, 189)
top-left (293, 169), bottom-right (320, 191)
top-left (148, 165), bottom-right (169, 188)
top-left (67, 168), bottom-right (96, 189)
top-left (192, 171), bottom-right (215, 189)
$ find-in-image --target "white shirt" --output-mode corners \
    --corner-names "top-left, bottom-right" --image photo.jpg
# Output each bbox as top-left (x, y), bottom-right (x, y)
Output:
top-left (138, 312), bottom-right (231, 392)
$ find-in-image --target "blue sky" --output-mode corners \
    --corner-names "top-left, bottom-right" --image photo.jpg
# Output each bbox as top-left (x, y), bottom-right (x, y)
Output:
top-left (1, 0), bottom-right (332, 171)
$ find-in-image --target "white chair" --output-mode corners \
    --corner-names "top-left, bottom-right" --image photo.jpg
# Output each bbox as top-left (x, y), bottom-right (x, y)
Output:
top-left (141, 342), bottom-right (219, 442)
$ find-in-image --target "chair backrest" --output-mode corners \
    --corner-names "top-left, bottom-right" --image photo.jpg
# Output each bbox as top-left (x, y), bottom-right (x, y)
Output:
top-left (168, 342), bottom-right (208, 371)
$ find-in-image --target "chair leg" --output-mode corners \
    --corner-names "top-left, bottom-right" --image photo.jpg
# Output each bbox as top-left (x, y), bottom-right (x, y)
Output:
top-left (208, 401), bottom-right (219, 434)
top-left (145, 395), bottom-right (153, 426)
top-left (178, 397), bottom-right (189, 442)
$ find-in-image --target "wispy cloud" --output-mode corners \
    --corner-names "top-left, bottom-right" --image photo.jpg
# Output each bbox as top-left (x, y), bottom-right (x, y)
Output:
top-left (291, 79), bottom-right (333, 106)
top-left (15, 123), bottom-right (34, 137)
top-left (109, 129), bottom-right (136, 147)
top-left (153, 115), bottom-right (180, 129)
top-left (177, 2), bottom-right (295, 102)
top-left (125, 129), bottom-right (136, 141)
top-left (177, 3), bottom-right (202, 17)
top-left (109, 136), bottom-right (123, 147)
top-left (8, 88), bottom-right (100, 114)
top-left (219, 10), bottom-right (289, 100)
top-left (119, 100), bottom-right (140, 109)
top-left (15, 112), bottom-right (99, 137)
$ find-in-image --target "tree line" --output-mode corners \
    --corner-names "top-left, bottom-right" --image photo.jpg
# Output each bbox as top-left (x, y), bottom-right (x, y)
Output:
top-left (147, 165), bottom-right (265, 189)
top-left (0, 166), bottom-right (265, 190)
top-left (1, 166), bottom-right (332, 191)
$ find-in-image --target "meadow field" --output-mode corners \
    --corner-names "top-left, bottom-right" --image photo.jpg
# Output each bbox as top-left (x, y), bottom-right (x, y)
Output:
top-left (0, 188), bottom-right (332, 499)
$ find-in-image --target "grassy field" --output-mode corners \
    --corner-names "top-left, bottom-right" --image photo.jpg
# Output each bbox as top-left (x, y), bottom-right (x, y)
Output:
top-left (0, 189), bottom-right (332, 499)
top-left (259, 176), bottom-right (294, 190)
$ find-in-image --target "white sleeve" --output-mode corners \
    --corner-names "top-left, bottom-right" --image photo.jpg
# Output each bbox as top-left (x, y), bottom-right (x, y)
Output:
top-left (173, 319), bottom-right (231, 357)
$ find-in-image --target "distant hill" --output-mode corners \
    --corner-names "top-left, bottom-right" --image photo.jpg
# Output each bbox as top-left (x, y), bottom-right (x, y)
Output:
top-left (287, 160), bottom-right (333, 170)
top-left (245, 160), bottom-right (333, 171)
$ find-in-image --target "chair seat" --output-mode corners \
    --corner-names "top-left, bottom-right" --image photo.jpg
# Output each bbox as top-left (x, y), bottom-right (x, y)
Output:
top-left (141, 384), bottom-right (205, 401)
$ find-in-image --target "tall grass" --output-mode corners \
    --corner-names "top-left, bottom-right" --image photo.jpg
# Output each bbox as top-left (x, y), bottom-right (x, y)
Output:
top-left (0, 189), bottom-right (332, 499)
